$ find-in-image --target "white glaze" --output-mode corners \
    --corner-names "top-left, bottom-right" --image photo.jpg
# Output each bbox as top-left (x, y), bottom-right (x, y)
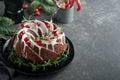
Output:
top-left (13, 20), bottom-right (66, 59)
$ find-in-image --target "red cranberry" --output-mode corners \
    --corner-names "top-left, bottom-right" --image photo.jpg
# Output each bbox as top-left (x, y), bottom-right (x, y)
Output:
top-left (23, 4), bottom-right (29, 9)
top-left (35, 11), bottom-right (40, 16)
top-left (37, 6), bottom-right (42, 11)
top-left (24, 37), bottom-right (29, 42)
top-left (18, 31), bottom-right (24, 38)
top-left (26, 41), bottom-right (31, 46)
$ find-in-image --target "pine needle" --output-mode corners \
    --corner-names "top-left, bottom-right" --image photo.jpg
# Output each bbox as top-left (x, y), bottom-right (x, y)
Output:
top-left (0, 17), bottom-right (17, 37)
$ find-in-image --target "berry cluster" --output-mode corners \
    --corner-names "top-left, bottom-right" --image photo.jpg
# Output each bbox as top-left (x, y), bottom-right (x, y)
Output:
top-left (35, 39), bottom-right (43, 46)
top-left (21, 23), bottom-right (30, 28)
top-left (23, 4), bottom-right (42, 16)
top-left (18, 20), bottom-right (61, 47)
top-left (18, 31), bottom-right (31, 46)
top-left (24, 37), bottom-right (31, 46)
top-left (53, 24), bottom-right (59, 36)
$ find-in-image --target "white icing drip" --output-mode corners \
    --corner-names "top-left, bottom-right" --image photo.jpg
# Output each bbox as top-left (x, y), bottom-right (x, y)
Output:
top-left (58, 33), bottom-right (65, 45)
top-left (37, 26), bottom-right (44, 37)
top-left (63, 33), bottom-right (66, 43)
top-left (39, 21), bottom-right (48, 34)
top-left (30, 38), bottom-right (43, 56)
top-left (26, 31), bottom-right (36, 40)
top-left (22, 44), bottom-right (26, 53)
top-left (22, 41), bottom-right (27, 54)
top-left (13, 36), bottom-right (19, 49)
top-left (21, 34), bottom-right (27, 41)
top-left (51, 39), bottom-right (57, 51)
top-left (21, 37), bottom-right (27, 58)
top-left (34, 43), bottom-right (43, 56)
top-left (13, 29), bottom-right (23, 49)
top-left (31, 28), bottom-right (39, 37)
top-left (22, 47), bottom-right (28, 59)
top-left (46, 44), bottom-right (48, 49)
top-left (24, 52), bottom-right (27, 59)
top-left (39, 47), bottom-right (42, 56)
top-left (51, 44), bottom-right (55, 51)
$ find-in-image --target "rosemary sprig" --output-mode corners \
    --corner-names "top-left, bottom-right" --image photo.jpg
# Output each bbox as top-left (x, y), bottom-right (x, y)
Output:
top-left (7, 48), bottom-right (69, 71)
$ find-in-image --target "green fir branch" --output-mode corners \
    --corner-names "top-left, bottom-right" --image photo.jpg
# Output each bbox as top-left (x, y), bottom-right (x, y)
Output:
top-left (29, 0), bottom-right (55, 15)
top-left (0, 17), bottom-right (17, 37)
top-left (44, 0), bottom-right (55, 6)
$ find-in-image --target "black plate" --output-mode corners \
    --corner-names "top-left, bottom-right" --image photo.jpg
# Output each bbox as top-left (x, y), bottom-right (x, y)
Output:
top-left (0, 37), bottom-right (74, 76)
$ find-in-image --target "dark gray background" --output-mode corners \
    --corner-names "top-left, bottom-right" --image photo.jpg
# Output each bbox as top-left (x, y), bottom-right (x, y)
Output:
top-left (1, 0), bottom-right (120, 80)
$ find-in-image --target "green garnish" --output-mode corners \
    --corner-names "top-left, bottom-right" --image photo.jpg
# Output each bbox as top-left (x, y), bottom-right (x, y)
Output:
top-left (8, 48), bottom-right (69, 71)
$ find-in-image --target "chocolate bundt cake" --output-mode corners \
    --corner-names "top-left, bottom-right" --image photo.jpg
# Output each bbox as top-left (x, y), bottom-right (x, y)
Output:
top-left (9, 20), bottom-right (68, 63)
